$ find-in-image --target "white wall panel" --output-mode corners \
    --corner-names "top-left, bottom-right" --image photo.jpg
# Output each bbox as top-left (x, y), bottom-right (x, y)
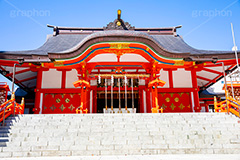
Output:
top-left (42, 69), bottom-right (61, 88)
top-left (88, 54), bottom-right (117, 62)
top-left (139, 79), bottom-right (145, 86)
top-left (66, 69), bottom-right (78, 88)
top-left (90, 80), bottom-right (97, 86)
top-left (120, 54), bottom-right (149, 62)
top-left (158, 70), bottom-right (169, 88)
top-left (173, 69), bottom-right (192, 88)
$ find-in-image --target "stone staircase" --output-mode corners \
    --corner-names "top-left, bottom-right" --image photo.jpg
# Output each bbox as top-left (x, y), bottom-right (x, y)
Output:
top-left (0, 113), bottom-right (240, 157)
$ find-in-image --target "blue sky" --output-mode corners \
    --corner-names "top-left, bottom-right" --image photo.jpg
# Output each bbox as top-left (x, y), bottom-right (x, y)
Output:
top-left (0, 0), bottom-right (240, 91)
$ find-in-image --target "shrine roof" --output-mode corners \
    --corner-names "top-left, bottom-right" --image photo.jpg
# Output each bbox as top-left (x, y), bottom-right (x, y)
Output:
top-left (0, 30), bottom-right (235, 58)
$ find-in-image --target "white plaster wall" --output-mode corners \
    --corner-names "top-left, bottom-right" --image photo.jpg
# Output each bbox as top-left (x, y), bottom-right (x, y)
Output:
top-left (120, 54), bottom-right (149, 62)
top-left (139, 79), bottom-right (145, 86)
top-left (158, 70), bottom-right (169, 88)
top-left (90, 80), bottom-right (97, 86)
top-left (88, 54), bottom-right (117, 62)
top-left (42, 69), bottom-right (61, 88)
top-left (66, 69), bottom-right (78, 88)
top-left (173, 68), bottom-right (192, 88)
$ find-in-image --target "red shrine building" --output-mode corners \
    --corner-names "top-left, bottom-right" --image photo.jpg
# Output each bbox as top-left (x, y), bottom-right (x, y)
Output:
top-left (0, 11), bottom-right (239, 114)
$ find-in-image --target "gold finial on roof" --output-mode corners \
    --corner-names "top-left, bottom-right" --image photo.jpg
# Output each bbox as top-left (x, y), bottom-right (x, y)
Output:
top-left (117, 9), bottom-right (121, 20)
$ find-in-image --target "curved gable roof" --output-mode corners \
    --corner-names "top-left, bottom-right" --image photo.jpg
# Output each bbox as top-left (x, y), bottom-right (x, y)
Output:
top-left (0, 28), bottom-right (237, 61)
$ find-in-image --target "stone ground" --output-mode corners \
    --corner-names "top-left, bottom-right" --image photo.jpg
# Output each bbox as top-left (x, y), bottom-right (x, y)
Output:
top-left (2, 154), bottom-right (240, 160)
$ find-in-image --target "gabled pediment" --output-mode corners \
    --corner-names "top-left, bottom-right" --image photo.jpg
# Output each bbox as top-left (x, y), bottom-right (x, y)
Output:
top-left (104, 19), bottom-right (135, 30)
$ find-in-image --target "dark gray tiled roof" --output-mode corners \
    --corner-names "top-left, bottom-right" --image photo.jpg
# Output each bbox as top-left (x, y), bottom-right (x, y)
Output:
top-left (0, 30), bottom-right (234, 56)
top-left (151, 35), bottom-right (231, 55)
top-left (37, 34), bottom-right (89, 53)
top-left (0, 34), bottom-right (89, 56)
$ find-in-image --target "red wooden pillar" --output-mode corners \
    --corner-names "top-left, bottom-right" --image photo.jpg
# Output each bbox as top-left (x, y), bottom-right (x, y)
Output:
top-left (138, 86), bottom-right (144, 113)
top-left (86, 88), bottom-right (90, 113)
top-left (92, 86), bottom-right (98, 113)
top-left (76, 63), bottom-right (90, 113)
top-left (191, 69), bottom-right (201, 112)
top-left (61, 70), bottom-right (66, 89)
top-left (146, 88), bottom-right (152, 113)
top-left (151, 86), bottom-right (156, 111)
top-left (34, 70), bottom-right (43, 114)
top-left (82, 87), bottom-right (87, 113)
top-left (168, 69), bottom-right (173, 88)
top-left (205, 102), bottom-right (209, 112)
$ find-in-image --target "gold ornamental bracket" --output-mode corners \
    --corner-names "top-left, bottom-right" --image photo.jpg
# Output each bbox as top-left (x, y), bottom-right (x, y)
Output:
top-left (148, 78), bottom-right (166, 88)
top-left (104, 43), bottom-right (134, 58)
top-left (109, 43), bottom-right (130, 49)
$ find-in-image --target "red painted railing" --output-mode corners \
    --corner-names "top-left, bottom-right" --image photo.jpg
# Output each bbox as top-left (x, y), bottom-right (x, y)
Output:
top-left (0, 95), bottom-right (25, 124)
top-left (214, 96), bottom-right (240, 118)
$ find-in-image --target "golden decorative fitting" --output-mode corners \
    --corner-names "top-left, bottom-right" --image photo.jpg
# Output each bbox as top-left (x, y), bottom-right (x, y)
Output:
top-left (117, 9), bottom-right (121, 15)
top-left (54, 61), bottom-right (64, 67)
top-left (174, 60), bottom-right (184, 66)
top-left (151, 107), bottom-right (159, 113)
top-left (109, 43), bottom-right (130, 49)
top-left (60, 104), bottom-right (66, 112)
top-left (68, 105), bottom-right (75, 111)
top-left (117, 21), bottom-right (121, 26)
top-left (56, 98), bottom-right (60, 103)
top-left (174, 97), bottom-right (179, 102)
top-left (117, 110), bottom-right (122, 113)
top-left (178, 92), bottom-right (184, 97)
top-left (50, 105), bottom-right (56, 111)
top-left (11, 92), bottom-right (15, 100)
top-left (21, 97), bottom-right (25, 105)
top-left (170, 103), bottom-right (176, 110)
top-left (179, 103), bottom-right (185, 110)
top-left (165, 97), bottom-right (170, 102)
top-left (65, 98), bottom-right (70, 103)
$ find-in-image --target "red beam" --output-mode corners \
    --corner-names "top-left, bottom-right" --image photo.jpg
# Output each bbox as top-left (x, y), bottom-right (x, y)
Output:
top-left (0, 65), bottom-right (28, 89)
top-left (202, 67), bottom-right (222, 75)
top-left (203, 64), bottom-right (236, 88)
top-left (157, 88), bottom-right (195, 92)
top-left (5, 68), bottom-right (31, 77)
top-left (36, 88), bottom-right (82, 93)
top-left (16, 76), bottom-right (37, 83)
top-left (197, 75), bottom-right (213, 82)
top-left (0, 66), bottom-right (6, 71)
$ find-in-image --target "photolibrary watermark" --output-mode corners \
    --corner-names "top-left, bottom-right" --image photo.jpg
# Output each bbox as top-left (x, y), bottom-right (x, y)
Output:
top-left (10, 9), bottom-right (50, 18)
top-left (192, 9), bottom-right (232, 18)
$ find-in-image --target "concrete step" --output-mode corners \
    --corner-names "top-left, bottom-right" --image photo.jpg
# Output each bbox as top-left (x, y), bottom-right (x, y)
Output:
top-left (0, 113), bottom-right (240, 157)
top-left (2, 154), bottom-right (240, 160)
